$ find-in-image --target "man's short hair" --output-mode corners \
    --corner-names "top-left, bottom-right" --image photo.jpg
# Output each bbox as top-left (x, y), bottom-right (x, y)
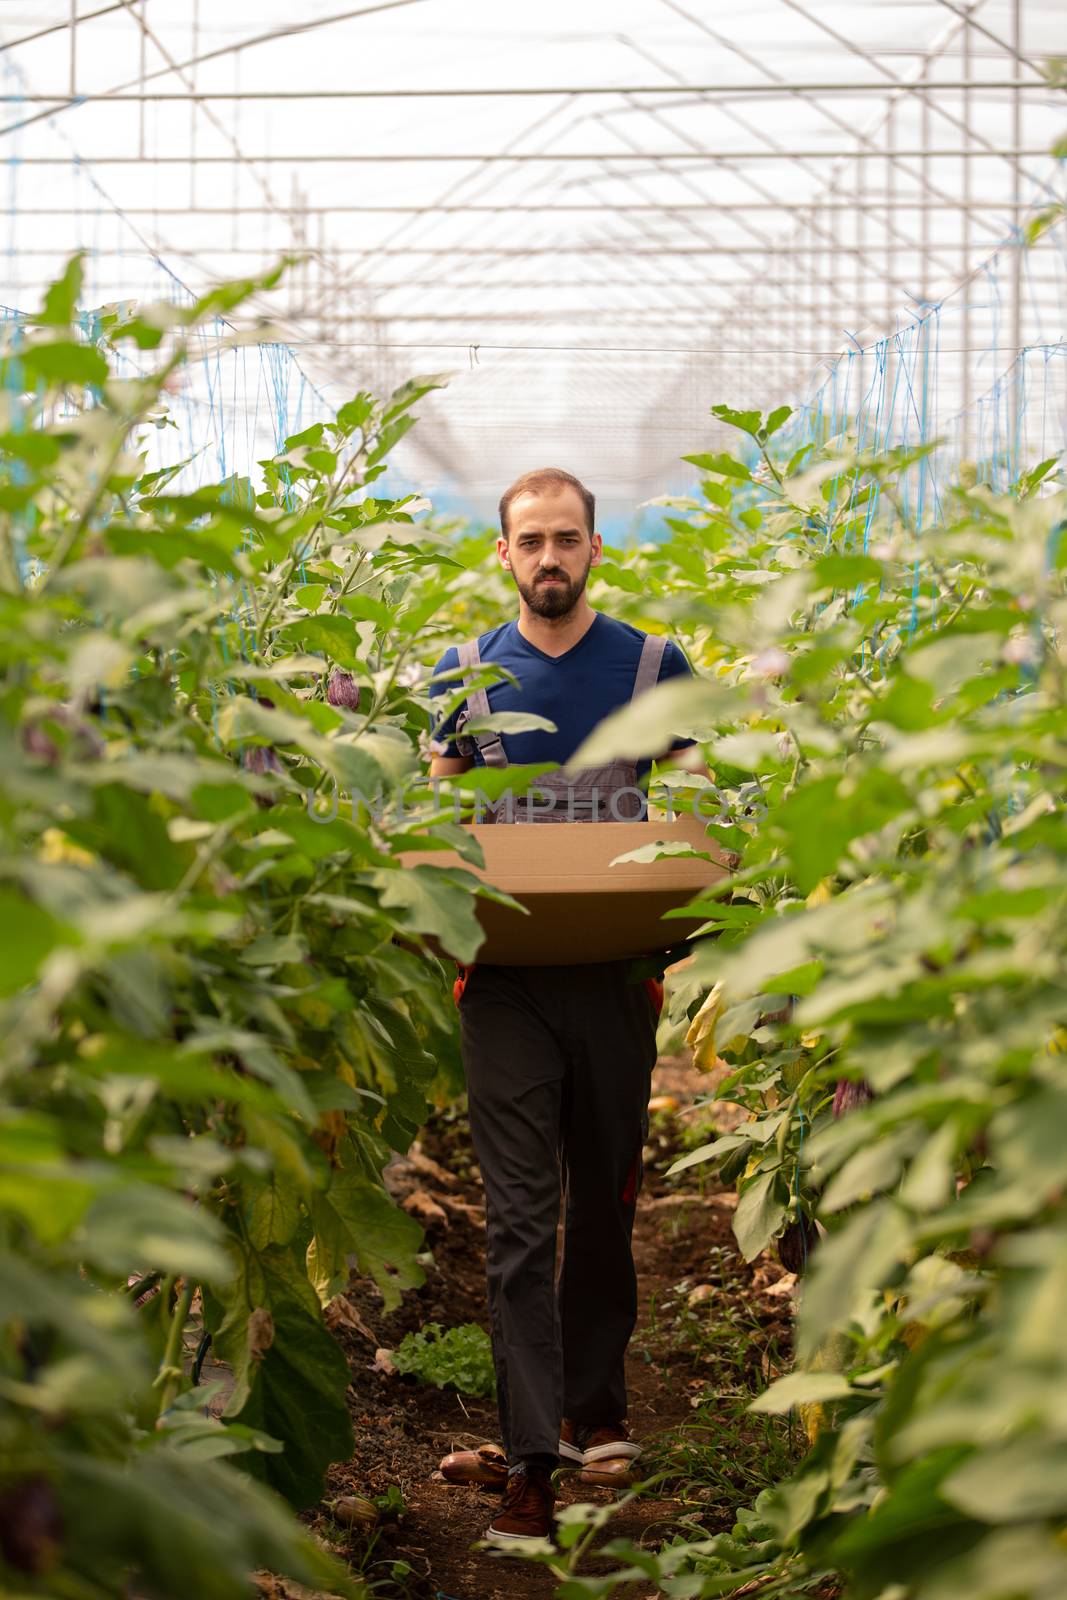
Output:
top-left (499, 468), bottom-right (595, 541)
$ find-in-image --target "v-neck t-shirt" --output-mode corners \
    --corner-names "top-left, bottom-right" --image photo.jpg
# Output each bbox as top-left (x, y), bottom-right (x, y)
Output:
top-left (428, 612), bottom-right (696, 785)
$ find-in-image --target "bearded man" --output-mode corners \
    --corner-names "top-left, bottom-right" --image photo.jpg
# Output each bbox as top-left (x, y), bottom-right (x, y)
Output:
top-left (427, 467), bottom-right (704, 1545)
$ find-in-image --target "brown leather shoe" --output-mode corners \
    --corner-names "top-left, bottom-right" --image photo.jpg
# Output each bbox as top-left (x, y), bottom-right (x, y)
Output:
top-left (439, 1442), bottom-right (507, 1488)
top-left (579, 1455), bottom-right (639, 1488)
top-left (484, 1465), bottom-right (555, 1545)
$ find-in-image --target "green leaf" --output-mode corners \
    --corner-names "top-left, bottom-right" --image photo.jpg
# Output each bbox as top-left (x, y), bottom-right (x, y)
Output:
top-left (711, 404), bottom-right (763, 436)
top-left (750, 1371), bottom-right (855, 1414)
top-left (80, 1184), bottom-right (231, 1281)
top-left (0, 887), bottom-right (75, 993)
top-left (23, 339), bottom-right (109, 388)
top-left (245, 1173), bottom-right (303, 1250)
top-left (812, 552), bottom-right (885, 589)
top-left (830, 1447), bottom-right (969, 1562)
top-left (799, 1202), bottom-right (910, 1358)
top-left (206, 1242), bottom-right (354, 1509)
top-left (733, 1170), bottom-right (788, 1262)
top-left (904, 630), bottom-right (1004, 696)
top-left (381, 370), bottom-right (449, 423)
top-left (0, 427), bottom-right (62, 467)
top-left (366, 863), bottom-right (486, 965)
top-left (463, 711), bottom-right (558, 735)
top-left (568, 676), bottom-right (734, 768)
top-left (59, 1442), bottom-right (359, 1597)
top-left (38, 254), bottom-right (85, 326)
top-left (988, 1082), bottom-right (1067, 1193)
top-left (942, 1437), bottom-right (1067, 1522)
top-left (776, 770), bottom-right (912, 894)
top-left (667, 1132), bottom-right (750, 1177)
top-left (876, 673), bottom-right (938, 731)
top-left (760, 1468), bottom-right (830, 1546)
top-left (275, 615), bottom-right (360, 668)
top-left (336, 392), bottom-right (374, 434)
top-left (0, 1254), bottom-right (143, 1376)
top-left (308, 1162), bottom-right (425, 1310)
top-left (682, 451), bottom-right (752, 481)
top-left (916, 1528), bottom-right (1067, 1600)
top-left (231, 1298), bottom-right (354, 1508)
top-left (821, 1127), bottom-right (917, 1213)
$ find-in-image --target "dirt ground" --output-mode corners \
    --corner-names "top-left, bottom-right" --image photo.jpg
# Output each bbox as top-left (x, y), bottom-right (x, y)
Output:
top-left (262, 1055), bottom-right (797, 1600)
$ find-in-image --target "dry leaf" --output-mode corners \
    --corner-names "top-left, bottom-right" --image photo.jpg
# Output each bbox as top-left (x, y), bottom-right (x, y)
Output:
top-left (248, 1307), bottom-right (274, 1362)
top-left (405, 1143), bottom-right (458, 1188)
top-left (324, 1295), bottom-right (376, 1343)
top-left (439, 1194), bottom-right (485, 1228)
top-left (402, 1188), bottom-right (449, 1226)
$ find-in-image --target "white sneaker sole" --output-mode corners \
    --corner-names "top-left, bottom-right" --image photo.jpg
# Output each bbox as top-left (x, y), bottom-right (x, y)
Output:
top-left (582, 1440), bottom-right (642, 1462)
top-left (484, 1526), bottom-right (553, 1546)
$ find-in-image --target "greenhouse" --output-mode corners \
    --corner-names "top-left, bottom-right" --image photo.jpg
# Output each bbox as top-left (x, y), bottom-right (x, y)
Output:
top-left (1, 3), bottom-right (1066, 1598)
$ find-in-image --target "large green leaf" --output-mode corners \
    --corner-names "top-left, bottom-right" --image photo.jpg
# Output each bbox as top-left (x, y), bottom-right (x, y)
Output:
top-left (799, 1202), bottom-right (911, 1358)
top-left (941, 1437), bottom-right (1067, 1522)
top-left (366, 862), bottom-right (486, 964)
top-left (57, 1446), bottom-right (358, 1598)
top-left (205, 1242), bottom-right (354, 1508)
top-left (308, 1161), bottom-right (425, 1310)
top-left (567, 676), bottom-right (736, 768)
top-left (750, 1372), bottom-right (856, 1414)
top-left (733, 1170), bottom-right (790, 1262)
top-left (79, 1184), bottom-right (232, 1281)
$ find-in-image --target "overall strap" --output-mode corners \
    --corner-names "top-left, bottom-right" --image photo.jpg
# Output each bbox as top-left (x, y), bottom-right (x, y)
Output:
top-left (632, 632), bottom-right (668, 699)
top-left (455, 638), bottom-right (508, 769)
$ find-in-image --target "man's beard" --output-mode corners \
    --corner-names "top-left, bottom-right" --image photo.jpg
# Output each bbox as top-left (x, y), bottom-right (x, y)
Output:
top-left (514, 559), bottom-right (592, 618)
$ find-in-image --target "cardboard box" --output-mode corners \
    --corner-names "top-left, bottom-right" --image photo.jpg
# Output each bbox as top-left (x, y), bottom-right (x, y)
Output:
top-left (398, 813), bottom-right (730, 966)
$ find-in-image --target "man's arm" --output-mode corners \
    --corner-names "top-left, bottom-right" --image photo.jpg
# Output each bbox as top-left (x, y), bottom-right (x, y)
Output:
top-left (428, 752), bottom-right (474, 779)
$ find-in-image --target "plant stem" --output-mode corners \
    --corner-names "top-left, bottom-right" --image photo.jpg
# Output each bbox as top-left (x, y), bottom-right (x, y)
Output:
top-left (155, 1280), bottom-right (193, 1419)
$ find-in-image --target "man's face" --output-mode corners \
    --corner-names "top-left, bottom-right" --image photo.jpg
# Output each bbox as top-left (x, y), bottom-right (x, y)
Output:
top-left (498, 486), bottom-right (602, 618)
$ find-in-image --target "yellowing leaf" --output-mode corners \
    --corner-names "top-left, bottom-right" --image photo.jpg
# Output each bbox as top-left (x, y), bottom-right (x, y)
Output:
top-left (685, 980), bottom-right (725, 1072)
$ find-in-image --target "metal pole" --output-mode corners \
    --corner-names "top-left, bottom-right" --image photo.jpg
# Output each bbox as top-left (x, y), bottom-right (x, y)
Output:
top-left (0, 149), bottom-right (1048, 165)
top-left (1011, 0), bottom-right (1024, 471)
top-left (962, 3), bottom-right (973, 448)
top-left (69, 0), bottom-right (77, 97)
top-left (855, 151), bottom-right (865, 417)
top-left (0, 79), bottom-right (1053, 100)
top-left (190, 0), bottom-right (199, 210)
top-left (0, 200), bottom-right (1027, 217)
top-left (921, 57), bottom-right (931, 305)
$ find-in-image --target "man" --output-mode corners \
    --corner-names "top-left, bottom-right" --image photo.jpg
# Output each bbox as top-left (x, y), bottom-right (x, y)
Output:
top-left (427, 467), bottom-right (704, 1546)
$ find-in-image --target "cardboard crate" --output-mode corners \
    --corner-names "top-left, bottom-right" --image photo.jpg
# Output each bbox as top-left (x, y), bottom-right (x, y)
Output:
top-left (398, 812), bottom-right (730, 965)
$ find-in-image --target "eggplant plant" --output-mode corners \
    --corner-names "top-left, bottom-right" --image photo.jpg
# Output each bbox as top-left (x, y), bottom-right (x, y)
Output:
top-left (0, 257), bottom-right (504, 1597)
top-left (551, 405), bottom-right (1067, 1597)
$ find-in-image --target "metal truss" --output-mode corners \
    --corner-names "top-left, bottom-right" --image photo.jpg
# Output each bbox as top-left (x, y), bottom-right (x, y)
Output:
top-left (0, 0), bottom-right (1063, 489)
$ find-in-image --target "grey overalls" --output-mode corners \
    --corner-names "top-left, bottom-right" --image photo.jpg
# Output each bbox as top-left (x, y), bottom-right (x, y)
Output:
top-left (452, 629), bottom-right (668, 1463)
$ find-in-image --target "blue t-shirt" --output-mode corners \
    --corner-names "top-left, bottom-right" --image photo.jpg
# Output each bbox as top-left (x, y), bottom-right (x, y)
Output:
top-left (428, 612), bottom-right (696, 789)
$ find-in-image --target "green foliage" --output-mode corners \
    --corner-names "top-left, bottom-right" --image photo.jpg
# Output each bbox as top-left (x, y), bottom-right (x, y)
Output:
top-left (390, 1321), bottom-right (496, 1397)
top-left (532, 401), bottom-right (1067, 1596)
top-left (7, 252), bottom-right (1067, 1600)
top-left (0, 258), bottom-right (482, 1597)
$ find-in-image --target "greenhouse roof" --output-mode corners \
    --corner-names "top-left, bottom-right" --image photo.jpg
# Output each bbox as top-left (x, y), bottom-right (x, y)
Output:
top-left (1, 0), bottom-right (1064, 523)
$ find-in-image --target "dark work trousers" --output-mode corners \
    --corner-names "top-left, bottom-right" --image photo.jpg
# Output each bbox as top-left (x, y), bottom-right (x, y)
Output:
top-left (458, 961), bottom-right (659, 1463)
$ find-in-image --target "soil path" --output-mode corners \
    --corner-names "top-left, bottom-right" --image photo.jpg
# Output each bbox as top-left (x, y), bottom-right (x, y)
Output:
top-left (274, 1056), bottom-right (795, 1600)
